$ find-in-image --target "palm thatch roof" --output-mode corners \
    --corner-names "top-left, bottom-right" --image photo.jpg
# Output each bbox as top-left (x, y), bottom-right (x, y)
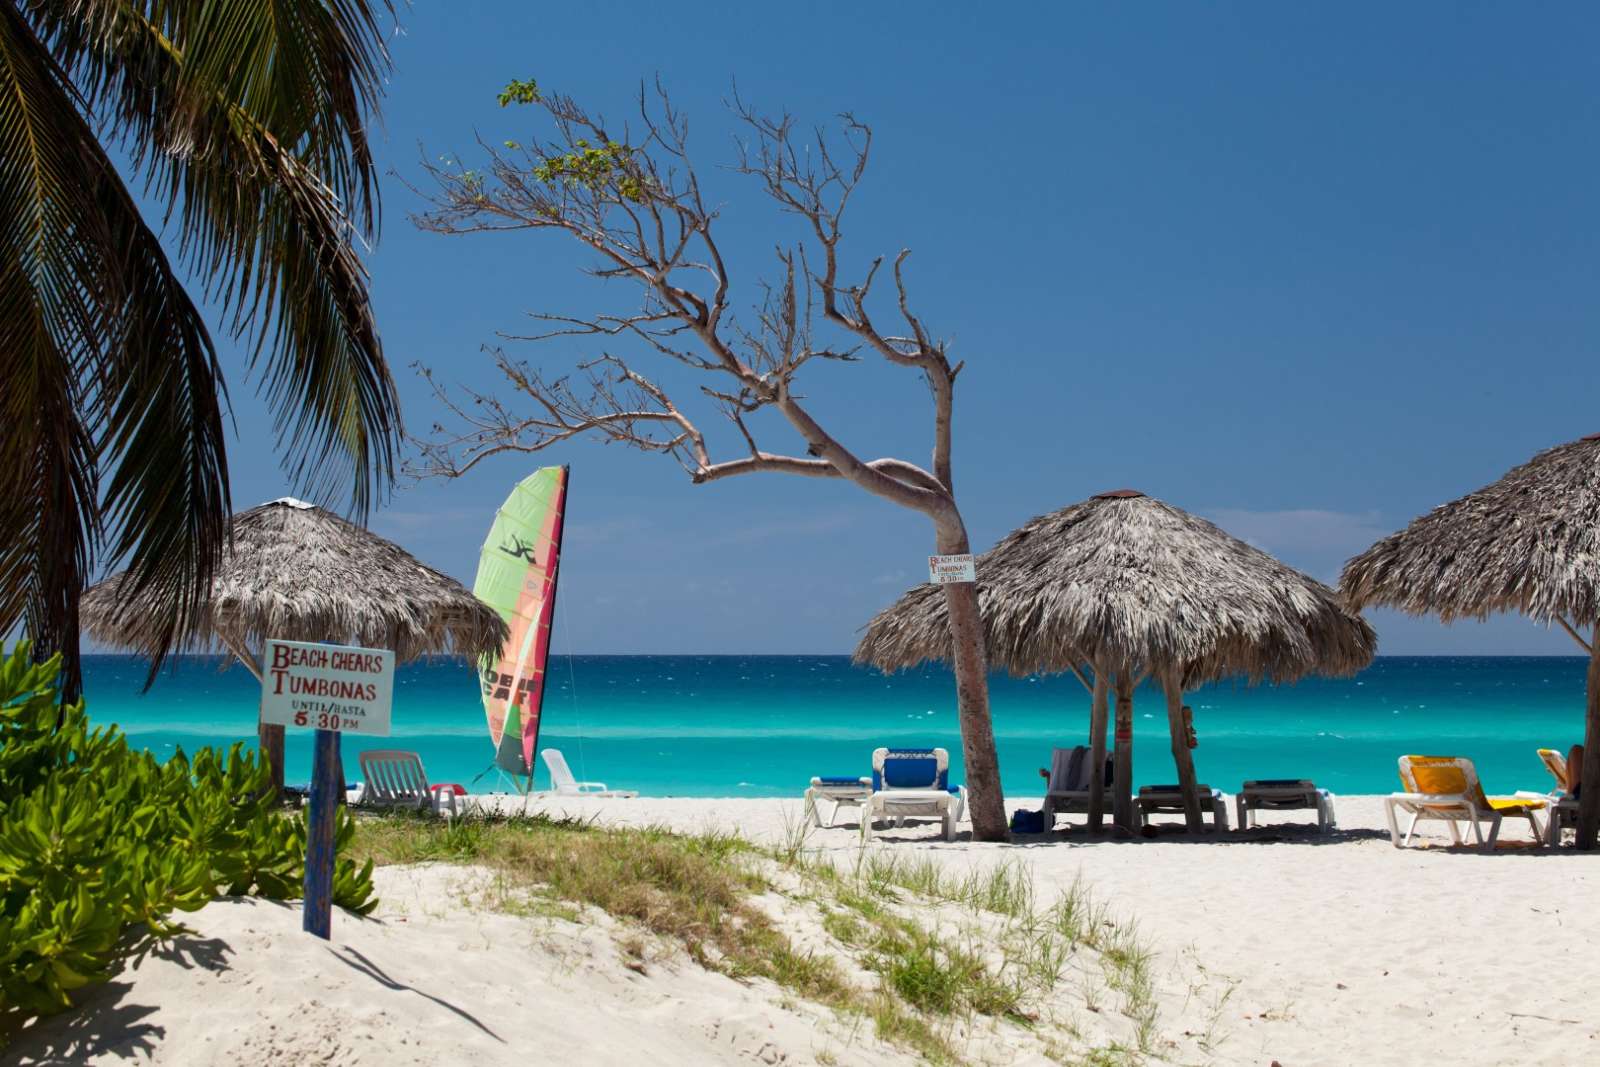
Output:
top-left (855, 491), bottom-right (1376, 686)
top-left (82, 499), bottom-right (506, 662)
top-left (1340, 434), bottom-right (1600, 626)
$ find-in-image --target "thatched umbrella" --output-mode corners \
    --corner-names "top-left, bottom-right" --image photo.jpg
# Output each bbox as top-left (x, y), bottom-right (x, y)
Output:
top-left (856, 490), bottom-right (1377, 831)
top-left (82, 498), bottom-right (507, 792)
top-left (1341, 433), bottom-right (1600, 848)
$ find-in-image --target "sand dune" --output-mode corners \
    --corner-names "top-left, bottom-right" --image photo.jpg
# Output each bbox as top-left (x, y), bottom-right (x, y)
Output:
top-left (8, 795), bottom-right (1596, 1066)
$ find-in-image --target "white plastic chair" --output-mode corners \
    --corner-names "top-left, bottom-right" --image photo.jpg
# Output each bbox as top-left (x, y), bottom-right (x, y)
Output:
top-left (863, 747), bottom-right (966, 842)
top-left (1040, 745), bottom-right (1112, 828)
top-left (804, 776), bottom-right (873, 828)
top-left (540, 748), bottom-right (637, 797)
top-left (1135, 785), bottom-right (1230, 831)
top-left (1235, 779), bottom-right (1337, 833)
top-left (357, 749), bottom-right (460, 817)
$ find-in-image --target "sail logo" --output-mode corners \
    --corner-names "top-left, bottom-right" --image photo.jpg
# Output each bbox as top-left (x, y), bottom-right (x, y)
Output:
top-left (502, 534), bottom-right (540, 564)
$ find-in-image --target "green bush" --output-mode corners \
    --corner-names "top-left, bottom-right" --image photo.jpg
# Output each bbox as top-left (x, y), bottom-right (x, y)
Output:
top-left (0, 643), bottom-right (378, 1035)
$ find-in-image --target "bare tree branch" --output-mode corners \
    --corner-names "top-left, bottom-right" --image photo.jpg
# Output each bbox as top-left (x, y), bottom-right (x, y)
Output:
top-left (407, 77), bottom-right (1011, 842)
top-left (408, 84), bottom-right (961, 512)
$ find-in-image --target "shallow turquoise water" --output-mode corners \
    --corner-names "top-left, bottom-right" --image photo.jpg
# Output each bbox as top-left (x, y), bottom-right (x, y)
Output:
top-left (80, 655), bottom-right (1585, 797)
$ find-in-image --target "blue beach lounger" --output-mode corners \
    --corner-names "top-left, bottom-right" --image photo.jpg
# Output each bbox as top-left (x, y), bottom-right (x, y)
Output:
top-left (804, 775), bottom-right (873, 828)
top-left (864, 747), bottom-right (967, 842)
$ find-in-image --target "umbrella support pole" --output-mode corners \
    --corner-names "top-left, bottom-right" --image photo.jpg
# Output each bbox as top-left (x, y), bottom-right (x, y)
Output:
top-left (1580, 636), bottom-right (1600, 848)
top-left (221, 632), bottom-right (286, 799)
top-left (258, 721), bottom-right (286, 797)
top-left (1112, 673), bottom-right (1135, 832)
top-left (1087, 667), bottom-right (1110, 831)
top-left (1162, 673), bottom-right (1204, 832)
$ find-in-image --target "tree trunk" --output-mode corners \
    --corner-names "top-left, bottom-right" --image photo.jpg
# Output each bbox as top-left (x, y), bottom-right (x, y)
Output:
top-left (1163, 672), bottom-right (1203, 831)
top-left (1579, 635), bottom-right (1600, 849)
top-left (1112, 672), bottom-right (1135, 831)
top-left (931, 510), bottom-right (1006, 841)
top-left (941, 576), bottom-right (1007, 841)
top-left (1087, 666), bottom-right (1109, 831)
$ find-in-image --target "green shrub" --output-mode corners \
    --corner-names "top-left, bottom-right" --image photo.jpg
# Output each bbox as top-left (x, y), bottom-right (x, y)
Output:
top-left (0, 644), bottom-right (378, 1035)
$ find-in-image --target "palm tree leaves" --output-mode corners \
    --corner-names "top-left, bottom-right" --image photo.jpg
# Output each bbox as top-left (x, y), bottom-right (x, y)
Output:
top-left (95, 174), bottom-right (229, 685)
top-left (0, 4), bottom-right (226, 691)
top-left (0, 0), bottom-right (400, 691)
top-left (32, 0), bottom-right (401, 513)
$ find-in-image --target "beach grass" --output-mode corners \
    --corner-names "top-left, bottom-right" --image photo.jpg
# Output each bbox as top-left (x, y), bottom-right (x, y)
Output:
top-left (352, 811), bottom-right (1167, 1064)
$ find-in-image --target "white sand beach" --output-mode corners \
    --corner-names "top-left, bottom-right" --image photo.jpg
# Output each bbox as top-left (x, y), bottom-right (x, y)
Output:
top-left (9, 795), bottom-right (1596, 1067)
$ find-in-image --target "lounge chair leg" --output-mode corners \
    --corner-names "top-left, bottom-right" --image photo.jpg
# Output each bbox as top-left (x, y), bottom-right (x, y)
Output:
top-left (1384, 800), bottom-right (1403, 846)
top-left (803, 791), bottom-right (819, 828)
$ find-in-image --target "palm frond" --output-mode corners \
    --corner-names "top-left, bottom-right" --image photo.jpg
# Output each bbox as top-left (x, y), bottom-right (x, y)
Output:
top-left (0, 3), bottom-right (229, 692)
top-left (0, 4), bottom-right (113, 694)
top-left (34, 0), bottom-right (401, 516)
top-left (95, 170), bottom-right (230, 685)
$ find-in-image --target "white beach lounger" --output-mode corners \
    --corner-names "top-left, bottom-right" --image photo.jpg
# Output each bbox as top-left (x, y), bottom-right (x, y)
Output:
top-left (1135, 785), bottom-right (1230, 831)
top-left (863, 747), bottom-right (966, 843)
top-left (540, 748), bottom-right (638, 798)
top-left (357, 749), bottom-right (462, 817)
top-left (1546, 795), bottom-right (1580, 846)
top-left (1040, 745), bottom-right (1113, 828)
top-left (1235, 779), bottom-right (1337, 833)
top-left (1384, 755), bottom-right (1547, 852)
top-left (1537, 747), bottom-right (1570, 793)
top-left (804, 776), bottom-right (873, 828)
top-left (1534, 749), bottom-right (1579, 845)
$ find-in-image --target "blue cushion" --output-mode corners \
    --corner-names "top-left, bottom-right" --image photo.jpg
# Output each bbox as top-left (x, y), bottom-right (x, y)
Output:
top-left (815, 776), bottom-right (865, 786)
top-left (882, 756), bottom-right (938, 789)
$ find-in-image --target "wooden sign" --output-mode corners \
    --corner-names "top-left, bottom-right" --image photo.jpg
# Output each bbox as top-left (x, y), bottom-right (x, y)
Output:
top-left (260, 639), bottom-right (394, 736)
top-left (259, 639), bottom-right (395, 941)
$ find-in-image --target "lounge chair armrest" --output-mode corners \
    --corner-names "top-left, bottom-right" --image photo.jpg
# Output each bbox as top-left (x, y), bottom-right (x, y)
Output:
top-left (576, 782), bottom-right (609, 792)
top-left (1388, 792), bottom-right (1470, 803)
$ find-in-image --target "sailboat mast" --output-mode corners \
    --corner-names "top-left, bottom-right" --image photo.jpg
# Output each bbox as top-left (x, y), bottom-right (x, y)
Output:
top-left (523, 465), bottom-right (570, 786)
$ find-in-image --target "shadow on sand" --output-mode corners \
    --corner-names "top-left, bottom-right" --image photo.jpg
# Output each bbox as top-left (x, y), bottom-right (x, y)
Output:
top-left (5, 932), bottom-right (234, 1064)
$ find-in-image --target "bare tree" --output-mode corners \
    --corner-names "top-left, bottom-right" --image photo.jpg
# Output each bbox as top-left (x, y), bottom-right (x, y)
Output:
top-left (410, 80), bottom-right (1008, 840)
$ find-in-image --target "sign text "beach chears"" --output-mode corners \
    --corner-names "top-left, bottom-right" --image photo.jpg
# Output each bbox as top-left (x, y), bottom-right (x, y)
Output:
top-left (260, 638), bottom-right (395, 736)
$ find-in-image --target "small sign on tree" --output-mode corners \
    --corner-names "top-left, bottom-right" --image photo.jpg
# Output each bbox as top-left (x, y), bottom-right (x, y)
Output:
top-left (928, 554), bottom-right (977, 584)
top-left (260, 639), bottom-right (394, 941)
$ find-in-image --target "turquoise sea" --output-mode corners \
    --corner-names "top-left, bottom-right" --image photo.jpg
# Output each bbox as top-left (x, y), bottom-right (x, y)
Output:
top-left (80, 655), bottom-right (1585, 798)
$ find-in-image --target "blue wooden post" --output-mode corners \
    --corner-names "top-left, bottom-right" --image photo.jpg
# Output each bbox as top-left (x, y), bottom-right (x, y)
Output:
top-left (303, 727), bottom-right (340, 939)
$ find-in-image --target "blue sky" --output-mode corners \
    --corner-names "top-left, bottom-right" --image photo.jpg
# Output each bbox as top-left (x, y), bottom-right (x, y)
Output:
top-left (205, 3), bottom-right (1598, 656)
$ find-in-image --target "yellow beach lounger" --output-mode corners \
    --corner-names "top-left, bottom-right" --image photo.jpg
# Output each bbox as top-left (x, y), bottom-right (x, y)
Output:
top-left (1384, 755), bottom-right (1548, 851)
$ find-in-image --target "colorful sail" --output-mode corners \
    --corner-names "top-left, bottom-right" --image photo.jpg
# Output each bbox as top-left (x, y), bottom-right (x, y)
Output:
top-left (471, 466), bottom-right (569, 781)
